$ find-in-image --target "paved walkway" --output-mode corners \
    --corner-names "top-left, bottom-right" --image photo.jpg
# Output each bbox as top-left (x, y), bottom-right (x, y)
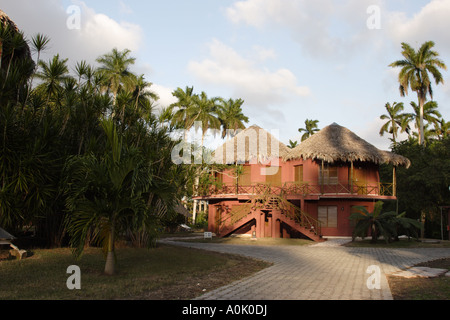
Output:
top-left (160, 238), bottom-right (450, 300)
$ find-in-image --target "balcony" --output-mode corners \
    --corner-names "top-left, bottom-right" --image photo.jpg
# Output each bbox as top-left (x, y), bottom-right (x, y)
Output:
top-left (194, 181), bottom-right (395, 199)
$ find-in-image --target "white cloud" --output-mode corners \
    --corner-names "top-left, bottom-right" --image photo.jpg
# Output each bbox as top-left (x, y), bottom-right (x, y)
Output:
top-left (187, 39), bottom-right (311, 109)
top-left (225, 0), bottom-right (385, 59)
top-left (386, 0), bottom-right (450, 55)
top-left (0, 0), bottom-right (143, 66)
top-left (152, 84), bottom-right (177, 109)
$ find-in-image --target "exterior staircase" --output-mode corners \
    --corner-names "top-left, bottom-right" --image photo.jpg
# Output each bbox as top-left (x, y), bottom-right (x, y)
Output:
top-left (216, 199), bottom-right (324, 242)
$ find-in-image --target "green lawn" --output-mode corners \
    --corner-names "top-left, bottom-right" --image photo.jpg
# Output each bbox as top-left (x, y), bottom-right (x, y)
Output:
top-left (345, 238), bottom-right (450, 248)
top-left (0, 244), bottom-right (269, 300)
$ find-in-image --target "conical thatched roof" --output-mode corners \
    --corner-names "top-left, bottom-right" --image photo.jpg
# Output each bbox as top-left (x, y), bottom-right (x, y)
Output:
top-left (0, 9), bottom-right (33, 66)
top-left (286, 123), bottom-right (411, 168)
top-left (0, 227), bottom-right (15, 240)
top-left (212, 125), bottom-right (291, 164)
top-left (0, 9), bottom-right (19, 31)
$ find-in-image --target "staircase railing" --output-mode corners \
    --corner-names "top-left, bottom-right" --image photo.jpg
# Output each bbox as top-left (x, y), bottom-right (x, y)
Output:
top-left (282, 206), bottom-right (322, 236)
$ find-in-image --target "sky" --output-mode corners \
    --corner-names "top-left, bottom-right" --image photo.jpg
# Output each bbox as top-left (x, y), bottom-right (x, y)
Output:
top-left (1, 0), bottom-right (450, 150)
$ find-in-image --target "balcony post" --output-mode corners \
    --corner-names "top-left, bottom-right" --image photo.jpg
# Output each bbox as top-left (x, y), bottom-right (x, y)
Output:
top-left (393, 166), bottom-right (397, 197)
top-left (350, 161), bottom-right (354, 194)
top-left (321, 160), bottom-right (324, 194)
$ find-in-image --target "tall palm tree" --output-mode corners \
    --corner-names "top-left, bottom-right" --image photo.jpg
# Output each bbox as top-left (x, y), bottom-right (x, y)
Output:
top-left (298, 119), bottom-right (319, 141)
top-left (389, 41), bottom-right (447, 145)
top-left (132, 74), bottom-right (159, 112)
top-left (169, 86), bottom-right (197, 140)
top-left (409, 100), bottom-right (442, 142)
top-left (96, 48), bottom-right (136, 108)
top-left (379, 102), bottom-right (410, 146)
top-left (190, 91), bottom-right (221, 148)
top-left (217, 98), bottom-right (249, 140)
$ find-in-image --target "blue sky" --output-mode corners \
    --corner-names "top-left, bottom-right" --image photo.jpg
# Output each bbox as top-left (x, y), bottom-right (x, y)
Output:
top-left (1, 0), bottom-right (450, 150)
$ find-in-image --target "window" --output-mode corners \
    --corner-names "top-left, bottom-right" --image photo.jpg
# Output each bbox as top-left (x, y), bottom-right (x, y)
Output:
top-left (318, 206), bottom-right (338, 228)
top-left (265, 166), bottom-right (282, 186)
top-left (294, 165), bottom-right (303, 183)
top-left (319, 164), bottom-right (338, 185)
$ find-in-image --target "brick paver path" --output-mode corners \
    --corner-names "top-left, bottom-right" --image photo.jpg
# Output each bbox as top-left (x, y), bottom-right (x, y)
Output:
top-left (161, 239), bottom-right (450, 300)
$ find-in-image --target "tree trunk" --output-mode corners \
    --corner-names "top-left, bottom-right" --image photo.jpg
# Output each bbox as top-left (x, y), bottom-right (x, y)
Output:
top-left (418, 95), bottom-right (426, 145)
top-left (104, 225), bottom-right (115, 275)
top-left (0, 40), bottom-right (3, 69)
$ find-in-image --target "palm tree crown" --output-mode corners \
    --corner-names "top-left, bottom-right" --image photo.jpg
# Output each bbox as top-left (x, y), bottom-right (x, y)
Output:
top-left (389, 41), bottom-right (447, 145)
top-left (298, 119), bottom-right (319, 141)
top-left (379, 102), bottom-right (410, 146)
top-left (96, 48), bottom-right (136, 107)
top-left (217, 98), bottom-right (249, 139)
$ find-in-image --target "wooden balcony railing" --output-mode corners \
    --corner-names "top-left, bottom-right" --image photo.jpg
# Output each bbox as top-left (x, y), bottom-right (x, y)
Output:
top-left (195, 181), bottom-right (395, 198)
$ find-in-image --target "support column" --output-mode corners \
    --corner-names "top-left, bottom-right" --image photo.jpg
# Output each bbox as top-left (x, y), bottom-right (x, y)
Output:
top-left (271, 210), bottom-right (281, 238)
top-left (392, 166), bottom-right (397, 197)
top-left (260, 212), bottom-right (265, 238)
top-left (321, 160), bottom-right (325, 194)
top-left (350, 161), bottom-right (354, 194)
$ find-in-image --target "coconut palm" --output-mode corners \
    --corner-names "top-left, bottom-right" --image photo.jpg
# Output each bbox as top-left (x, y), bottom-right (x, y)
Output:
top-left (409, 100), bottom-right (442, 143)
top-left (190, 91), bottom-right (222, 148)
top-left (389, 41), bottom-right (447, 145)
top-left (96, 48), bottom-right (136, 108)
top-left (379, 102), bottom-right (410, 146)
top-left (131, 74), bottom-right (159, 113)
top-left (298, 119), bottom-right (319, 141)
top-left (169, 86), bottom-right (197, 140)
top-left (217, 98), bottom-right (249, 140)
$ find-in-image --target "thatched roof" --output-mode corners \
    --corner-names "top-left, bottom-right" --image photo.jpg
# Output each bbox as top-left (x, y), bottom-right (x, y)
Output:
top-left (0, 9), bottom-right (19, 31)
top-left (0, 9), bottom-right (33, 66)
top-left (286, 123), bottom-right (411, 168)
top-left (212, 125), bottom-right (291, 164)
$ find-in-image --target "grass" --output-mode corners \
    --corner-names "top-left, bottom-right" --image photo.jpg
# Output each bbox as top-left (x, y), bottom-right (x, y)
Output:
top-left (387, 258), bottom-right (450, 300)
top-left (0, 244), bottom-right (270, 300)
top-left (344, 238), bottom-right (450, 248)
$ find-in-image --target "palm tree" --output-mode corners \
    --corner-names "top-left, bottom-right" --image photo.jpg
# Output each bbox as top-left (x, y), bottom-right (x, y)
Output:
top-left (287, 139), bottom-right (299, 148)
top-left (35, 54), bottom-right (70, 122)
top-left (432, 118), bottom-right (450, 140)
top-left (131, 74), bottom-right (159, 113)
top-left (389, 41), bottom-right (447, 145)
top-left (298, 119), bottom-right (319, 141)
top-left (169, 86), bottom-right (197, 140)
top-left (65, 119), bottom-right (152, 275)
top-left (96, 48), bottom-right (136, 108)
top-left (217, 98), bottom-right (249, 140)
top-left (349, 202), bottom-right (396, 243)
top-left (349, 201), bottom-right (421, 243)
top-left (190, 91), bottom-right (221, 148)
top-left (409, 100), bottom-right (442, 143)
top-left (379, 102), bottom-right (410, 146)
